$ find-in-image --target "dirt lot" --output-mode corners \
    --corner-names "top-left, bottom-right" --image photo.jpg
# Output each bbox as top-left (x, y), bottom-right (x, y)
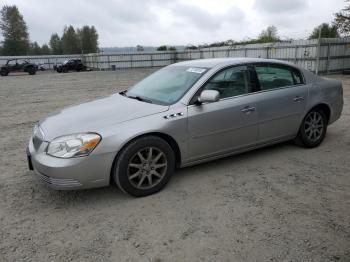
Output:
top-left (0, 69), bottom-right (349, 262)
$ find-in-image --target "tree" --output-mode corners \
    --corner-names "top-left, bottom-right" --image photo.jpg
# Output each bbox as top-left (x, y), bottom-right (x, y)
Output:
top-left (157, 45), bottom-right (167, 51)
top-left (185, 45), bottom-right (198, 50)
top-left (78, 25), bottom-right (99, 54)
top-left (136, 45), bottom-right (144, 51)
top-left (49, 33), bottom-right (63, 54)
top-left (41, 44), bottom-right (51, 55)
top-left (0, 5), bottom-right (30, 55)
top-left (168, 46), bottom-right (176, 51)
top-left (257, 26), bottom-right (280, 43)
top-left (309, 23), bottom-right (339, 39)
top-left (334, 0), bottom-right (350, 35)
top-left (29, 41), bottom-right (42, 55)
top-left (61, 25), bottom-right (80, 54)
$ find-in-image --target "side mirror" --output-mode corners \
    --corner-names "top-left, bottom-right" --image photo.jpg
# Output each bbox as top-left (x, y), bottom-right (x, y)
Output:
top-left (197, 90), bottom-right (220, 104)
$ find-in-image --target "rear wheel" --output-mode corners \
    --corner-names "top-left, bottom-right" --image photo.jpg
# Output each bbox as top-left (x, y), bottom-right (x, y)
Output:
top-left (113, 136), bottom-right (175, 197)
top-left (294, 108), bottom-right (328, 148)
top-left (0, 68), bottom-right (9, 76)
top-left (28, 67), bottom-right (36, 75)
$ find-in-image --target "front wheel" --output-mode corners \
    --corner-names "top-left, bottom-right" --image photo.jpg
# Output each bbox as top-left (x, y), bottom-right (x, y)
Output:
top-left (113, 136), bottom-right (175, 197)
top-left (294, 109), bottom-right (328, 148)
top-left (0, 68), bottom-right (9, 76)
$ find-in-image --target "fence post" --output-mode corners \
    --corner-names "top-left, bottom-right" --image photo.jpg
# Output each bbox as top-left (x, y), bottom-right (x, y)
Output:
top-left (266, 47), bottom-right (269, 59)
top-left (244, 48), bottom-right (247, 57)
top-left (294, 46), bottom-right (298, 64)
top-left (326, 43), bottom-right (331, 74)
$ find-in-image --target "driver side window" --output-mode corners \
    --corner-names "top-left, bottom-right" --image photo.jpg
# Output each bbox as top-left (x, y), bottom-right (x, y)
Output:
top-left (202, 66), bottom-right (252, 99)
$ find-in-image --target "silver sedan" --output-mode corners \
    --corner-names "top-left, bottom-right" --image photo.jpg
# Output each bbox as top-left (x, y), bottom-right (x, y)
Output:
top-left (27, 58), bottom-right (343, 196)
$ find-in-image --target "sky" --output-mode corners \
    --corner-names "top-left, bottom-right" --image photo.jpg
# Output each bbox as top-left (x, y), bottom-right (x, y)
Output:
top-left (1, 0), bottom-right (346, 47)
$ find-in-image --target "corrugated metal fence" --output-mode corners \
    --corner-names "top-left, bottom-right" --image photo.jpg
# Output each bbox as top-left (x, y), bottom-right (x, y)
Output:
top-left (1, 38), bottom-right (350, 74)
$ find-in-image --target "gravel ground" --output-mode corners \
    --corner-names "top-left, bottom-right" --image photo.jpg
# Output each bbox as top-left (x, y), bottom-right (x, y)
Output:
top-left (0, 69), bottom-right (349, 262)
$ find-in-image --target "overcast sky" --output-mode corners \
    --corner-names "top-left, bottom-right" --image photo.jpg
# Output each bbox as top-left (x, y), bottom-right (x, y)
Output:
top-left (1, 0), bottom-right (346, 47)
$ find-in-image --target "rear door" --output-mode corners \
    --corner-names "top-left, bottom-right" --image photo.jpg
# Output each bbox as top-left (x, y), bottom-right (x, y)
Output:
top-left (253, 64), bottom-right (309, 143)
top-left (187, 65), bottom-right (260, 161)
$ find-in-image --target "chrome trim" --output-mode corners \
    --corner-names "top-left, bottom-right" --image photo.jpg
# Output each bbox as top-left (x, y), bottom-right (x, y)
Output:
top-left (37, 173), bottom-right (82, 187)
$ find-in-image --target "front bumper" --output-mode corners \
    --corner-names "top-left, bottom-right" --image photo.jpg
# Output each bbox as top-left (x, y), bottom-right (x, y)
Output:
top-left (27, 137), bottom-right (114, 190)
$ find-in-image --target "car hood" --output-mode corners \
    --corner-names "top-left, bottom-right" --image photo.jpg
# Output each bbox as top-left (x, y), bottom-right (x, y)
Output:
top-left (39, 93), bottom-right (169, 141)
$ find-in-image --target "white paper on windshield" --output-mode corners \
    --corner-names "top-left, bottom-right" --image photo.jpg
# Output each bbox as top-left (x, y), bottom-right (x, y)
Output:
top-left (186, 67), bottom-right (206, 74)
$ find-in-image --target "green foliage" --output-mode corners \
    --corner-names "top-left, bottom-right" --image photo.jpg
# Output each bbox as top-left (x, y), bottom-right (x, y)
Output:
top-left (0, 5), bottom-right (30, 55)
top-left (41, 44), bottom-right (51, 55)
top-left (334, 0), bottom-right (350, 35)
top-left (78, 25), bottom-right (99, 53)
top-left (61, 26), bottom-right (80, 54)
top-left (185, 45), bottom-right (198, 50)
top-left (157, 45), bottom-right (167, 51)
top-left (257, 26), bottom-right (280, 43)
top-left (49, 33), bottom-right (63, 55)
top-left (309, 23), bottom-right (339, 39)
top-left (29, 41), bottom-right (42, 55)
top-left (168, 46), bottom-right (176, 51)
top-left (136, 45), bottom-right (144, 51)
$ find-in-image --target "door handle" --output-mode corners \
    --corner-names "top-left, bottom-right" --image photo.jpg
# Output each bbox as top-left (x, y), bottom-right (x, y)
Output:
top-left (241, 106), bottom-right (256, 113)
top-left (293, 96), bottom-right (304, 102)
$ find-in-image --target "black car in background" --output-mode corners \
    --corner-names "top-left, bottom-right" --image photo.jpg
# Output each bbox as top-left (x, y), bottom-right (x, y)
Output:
top-left (0, 59), bottom-right (37, 76)
top-left (54, 59), bottom-right (87, 73)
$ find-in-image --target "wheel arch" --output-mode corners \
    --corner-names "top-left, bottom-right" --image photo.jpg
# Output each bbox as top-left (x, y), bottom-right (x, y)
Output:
top-left (109, 132), bottom-right (182, 184)
top-left (308, 103), bottom-right (331, 122)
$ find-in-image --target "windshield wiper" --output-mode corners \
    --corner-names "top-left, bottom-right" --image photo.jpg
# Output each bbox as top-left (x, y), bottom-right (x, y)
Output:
top-left (120, 91), bottom-right (153, 103)
top-left (128, 95), bottom-right (153, 103)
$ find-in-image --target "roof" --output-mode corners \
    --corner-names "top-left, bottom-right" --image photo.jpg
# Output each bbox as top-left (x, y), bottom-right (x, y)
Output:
top-left (172, 57), bottom-right (296, 69)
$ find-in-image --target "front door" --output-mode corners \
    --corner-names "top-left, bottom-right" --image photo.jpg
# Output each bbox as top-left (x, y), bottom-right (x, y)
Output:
top-left (187, 65), bottom-right (259, 162)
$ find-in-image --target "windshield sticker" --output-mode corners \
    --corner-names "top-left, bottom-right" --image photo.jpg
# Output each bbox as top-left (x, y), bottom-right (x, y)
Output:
top-left (186, 67), bottom-right (206, 74)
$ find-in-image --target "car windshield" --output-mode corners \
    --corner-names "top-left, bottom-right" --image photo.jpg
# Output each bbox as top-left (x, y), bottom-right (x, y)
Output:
top-left (125, 66), bottom-right (208, 105)
top-left (63, 60), bottom-right (69, 65)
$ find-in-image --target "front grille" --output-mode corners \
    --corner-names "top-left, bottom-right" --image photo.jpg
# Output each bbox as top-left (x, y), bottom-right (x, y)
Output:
top-left (37, 173), bottom-right (82, 188)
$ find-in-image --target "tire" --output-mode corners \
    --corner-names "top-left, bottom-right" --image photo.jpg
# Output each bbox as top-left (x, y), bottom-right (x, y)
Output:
top-left (57, 67), bottom-right (62, 73)
top-left (28, 67), bottom-right (36, 75)
top-left (294, 108), bottom-right (328, 148)
top-left (113, 136), bottom-right (175, 197)
top-left (62, 67), bottom-right (68, 73)
top-left (0, 68), bottom-right (8, 76)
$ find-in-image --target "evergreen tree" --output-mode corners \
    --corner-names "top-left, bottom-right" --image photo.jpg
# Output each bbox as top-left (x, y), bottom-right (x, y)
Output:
top-left (78, 25), bottom-right (99, 53)
top-left (0, 5), bottom-right (30, 55)
top-left (29, 41), bottom-right (42, 55)
top-left (41, 44), bottom-right (51, 55)
top-left (61, 26), bottom-right (80, 54)
top-left (49, 33), bottom-right (63, 54)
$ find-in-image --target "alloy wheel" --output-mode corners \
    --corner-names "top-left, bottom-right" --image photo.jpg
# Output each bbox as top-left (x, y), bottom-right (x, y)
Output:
top-left (304, 111), bottom-right (324, 142)
top-left (127, 147), bottom-right (167, 190)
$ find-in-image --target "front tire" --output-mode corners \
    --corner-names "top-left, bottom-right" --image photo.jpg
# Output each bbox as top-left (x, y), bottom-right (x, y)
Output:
top-left (113, 136), bottom-right (175, 197)
top-left (0, 68), bottom-right (9, 76)
top-left (294, 108), bottom-right (328, 148)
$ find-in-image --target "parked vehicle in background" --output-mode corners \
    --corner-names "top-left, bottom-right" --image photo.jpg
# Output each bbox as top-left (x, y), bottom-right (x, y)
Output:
top-left (27, 58), bottom-right (343, 197)
top-left (0, 59), bottom-right (37, 76)
top-left (54, 59), bottom-right (87, 73)
top-left (35, 63), bottom-right (47, 71)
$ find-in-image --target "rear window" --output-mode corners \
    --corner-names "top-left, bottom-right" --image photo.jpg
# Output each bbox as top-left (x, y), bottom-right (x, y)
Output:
top-left (255, 64), bottom-right (304, 90)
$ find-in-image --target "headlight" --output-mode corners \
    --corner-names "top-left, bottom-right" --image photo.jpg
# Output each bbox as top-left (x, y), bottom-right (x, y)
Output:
top-left (47, 133), bottom-right (101, 158)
